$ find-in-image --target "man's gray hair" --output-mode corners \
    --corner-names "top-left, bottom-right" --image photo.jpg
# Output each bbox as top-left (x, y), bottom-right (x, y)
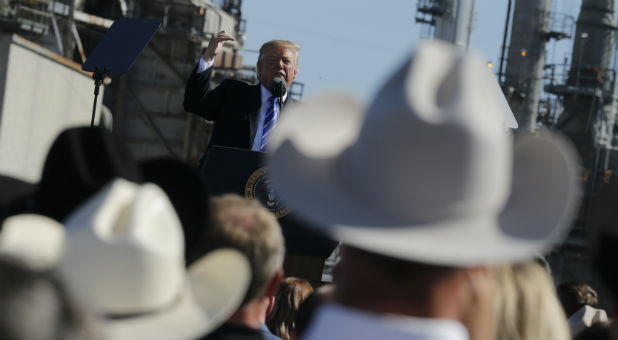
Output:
top-left (207, 194), bottom-right (286, 305)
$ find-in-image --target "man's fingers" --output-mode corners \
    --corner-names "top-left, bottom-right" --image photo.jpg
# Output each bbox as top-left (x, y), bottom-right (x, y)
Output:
top-left (212, 30), bottom-right (235, 41)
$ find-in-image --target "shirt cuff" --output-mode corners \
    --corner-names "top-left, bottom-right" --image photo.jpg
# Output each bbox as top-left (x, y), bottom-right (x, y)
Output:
top-left (197, 57), bottom-right (214, 73)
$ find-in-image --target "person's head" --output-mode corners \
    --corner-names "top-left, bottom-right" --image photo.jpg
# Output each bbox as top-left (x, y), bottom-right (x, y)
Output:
top-left (338, 246), bottom-right (496, 340)
top-left (266, 277), bottom-right (313, 340)
top-left (493, 260), bottom-right (570, 340)
top-left (0, 256), bottom-right (98, 339)
top-left (207, 194), bottom-right (286, 305)
top-left (257, 40), bottom-right (299, 91)
top-left (557, 280), bottom-right (601, 317)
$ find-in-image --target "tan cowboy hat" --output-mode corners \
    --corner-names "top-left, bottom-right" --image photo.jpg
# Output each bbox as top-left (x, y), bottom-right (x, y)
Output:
top-left (60, 178), bottom-right (251, 340)
top-left (266, 41), bottom-right (580, 266)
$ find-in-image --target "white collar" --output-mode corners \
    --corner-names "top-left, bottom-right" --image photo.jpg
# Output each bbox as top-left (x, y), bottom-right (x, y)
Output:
top-left (301, 303), bottom-right (469, 340)
top-left (260, 84), bottom-right (288, 105)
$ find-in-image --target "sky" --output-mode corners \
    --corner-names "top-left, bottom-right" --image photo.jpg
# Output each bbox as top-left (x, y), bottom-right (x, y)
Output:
top-left (238, 0), bottom-right (585, 100)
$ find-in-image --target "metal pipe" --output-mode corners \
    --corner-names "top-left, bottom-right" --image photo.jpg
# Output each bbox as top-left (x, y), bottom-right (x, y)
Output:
top-left (503, 0), bottom-right (553, 131)
top-left (498, 0), bottom-right (513, 84)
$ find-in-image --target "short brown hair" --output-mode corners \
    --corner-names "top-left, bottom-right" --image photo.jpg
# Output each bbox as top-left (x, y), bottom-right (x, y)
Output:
top-left (258, 40), bottom-right (300, 64)
top-left (207, 194), bottom-right (285, 305)
top-left (557, 281), bottom-right (600, 317)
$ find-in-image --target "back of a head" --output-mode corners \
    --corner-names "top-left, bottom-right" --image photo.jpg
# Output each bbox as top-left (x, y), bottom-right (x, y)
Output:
top-left (266, 277), bottom-right (314, 340)
top-left (557, 280), bottom-right (600, 317)
top-left (0, 256), bottom-right (96, 339)
top-left (341, 245), bottom-right (457, 290)
top-left (207, 194), bottom-right (285, 305)
top-left (493, 261), bottom-right (570, 340)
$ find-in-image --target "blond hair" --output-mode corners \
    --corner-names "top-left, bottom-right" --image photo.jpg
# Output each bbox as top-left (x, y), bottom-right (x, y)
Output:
top-left (493, 260), bottom-right (570, 340)
top-left (207, 194), bottom-right (285, 305)
top-left (258, 40), bottom-right (300, 64)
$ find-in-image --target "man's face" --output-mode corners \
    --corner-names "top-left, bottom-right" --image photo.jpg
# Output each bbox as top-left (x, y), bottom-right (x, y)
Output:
top-left (257, 45), bottom-right (298, 92)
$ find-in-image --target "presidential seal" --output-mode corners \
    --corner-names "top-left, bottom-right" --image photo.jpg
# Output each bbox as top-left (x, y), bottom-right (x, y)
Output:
top-left (245, 167), bottom-right (290, 218)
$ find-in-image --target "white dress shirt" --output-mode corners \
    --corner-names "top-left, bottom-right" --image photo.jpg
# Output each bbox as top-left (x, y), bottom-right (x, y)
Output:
top-left (300, 303), bottom-right (469, 340)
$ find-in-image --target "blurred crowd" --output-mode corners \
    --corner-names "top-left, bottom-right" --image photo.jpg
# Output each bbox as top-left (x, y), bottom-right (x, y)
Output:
top-left (0, 41), bottom-right (616, 340)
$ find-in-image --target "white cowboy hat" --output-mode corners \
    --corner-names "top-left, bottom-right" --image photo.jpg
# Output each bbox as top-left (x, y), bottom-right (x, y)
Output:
top-left (266, 41), bottom-right (580, 266)
top-left (568, 305), bottom-right (609, 336)
top-left (0, 214), bottom-right (64, 269)
top-left (60, 178), bottom-right (251, 340)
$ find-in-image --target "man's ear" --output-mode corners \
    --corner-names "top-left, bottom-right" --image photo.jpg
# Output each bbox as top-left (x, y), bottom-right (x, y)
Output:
top-left (266, 268), bottom-right (284, 298)
top-left (256, 61), bottom-right (262, 81)
top-left (292, 65), bottom-right (298, 80)
top-left (266, 295), bottom-right (275, 316)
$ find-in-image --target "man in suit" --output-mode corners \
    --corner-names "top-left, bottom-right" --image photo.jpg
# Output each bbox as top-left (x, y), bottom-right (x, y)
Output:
top-left (183, 30), bottom-right (299, 154)
top-left (184, 32), bottom-right (330, 297)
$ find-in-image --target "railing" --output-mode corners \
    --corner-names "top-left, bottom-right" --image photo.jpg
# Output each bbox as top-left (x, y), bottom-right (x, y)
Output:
top-left (543, 11), bottom-right (575, 41)
top-left (1, 2), bottom-right (52, 35)
top-left (543, 63), bottom-right (616, 101)
top-left (414, 0), bottom-right (446, 26)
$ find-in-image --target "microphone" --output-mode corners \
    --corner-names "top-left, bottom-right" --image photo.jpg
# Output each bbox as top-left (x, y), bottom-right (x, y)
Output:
top-left (269, 77), bottom-right (287, 99)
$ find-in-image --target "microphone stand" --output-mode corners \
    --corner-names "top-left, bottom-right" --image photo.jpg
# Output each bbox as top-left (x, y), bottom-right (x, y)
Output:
top-left (90, 67), bottom-right (108, 127)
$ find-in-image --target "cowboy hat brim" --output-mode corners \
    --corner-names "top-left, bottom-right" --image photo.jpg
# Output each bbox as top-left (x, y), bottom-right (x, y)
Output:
top-left (0, 214), bottom-right (64, 269)
top-left (267, 94), bottom-right (580, 266)
top-left (105, 248), bottom-right (250, 340)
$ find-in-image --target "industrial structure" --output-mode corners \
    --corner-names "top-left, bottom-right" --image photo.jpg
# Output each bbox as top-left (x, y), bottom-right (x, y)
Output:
top-left (0, 33), bottom-right (100, 181)
top-left (416, 0), bottom-right (617, 302)
top-left (415, 0), bottom-right (477, 49)
top-left (500, 0), bottom-right (572, 132)
top-left (545, 0), bottom-right (617, 301)
top-left (495, 0), bottom-right (617, 301)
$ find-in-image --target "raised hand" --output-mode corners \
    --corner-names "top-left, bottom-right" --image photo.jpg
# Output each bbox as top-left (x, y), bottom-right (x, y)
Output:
top-left (202, 30), bottom-right (235, 63)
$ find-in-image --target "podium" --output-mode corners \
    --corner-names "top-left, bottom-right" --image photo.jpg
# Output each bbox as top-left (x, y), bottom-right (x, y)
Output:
top-left (201, 145), bottom-right (337, 286)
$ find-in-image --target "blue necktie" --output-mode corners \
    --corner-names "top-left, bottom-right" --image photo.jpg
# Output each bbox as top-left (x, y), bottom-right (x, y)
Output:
top-left (260, 96), bottom-right (279, 151)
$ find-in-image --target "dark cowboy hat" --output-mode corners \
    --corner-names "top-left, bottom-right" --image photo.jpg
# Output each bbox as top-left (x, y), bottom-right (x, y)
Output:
top-left (30, 126), bottom-right (209, 265)
top-left (0, 175), bottom-right (35, 226)
top-left (32, 126), bottom-right (142, 222)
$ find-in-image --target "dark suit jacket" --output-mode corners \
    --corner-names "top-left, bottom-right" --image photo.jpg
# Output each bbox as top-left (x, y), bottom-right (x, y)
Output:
top-left (183, 65), bottom-right (295, 151)
top-left (201, 322), bottom-right (268, 340)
